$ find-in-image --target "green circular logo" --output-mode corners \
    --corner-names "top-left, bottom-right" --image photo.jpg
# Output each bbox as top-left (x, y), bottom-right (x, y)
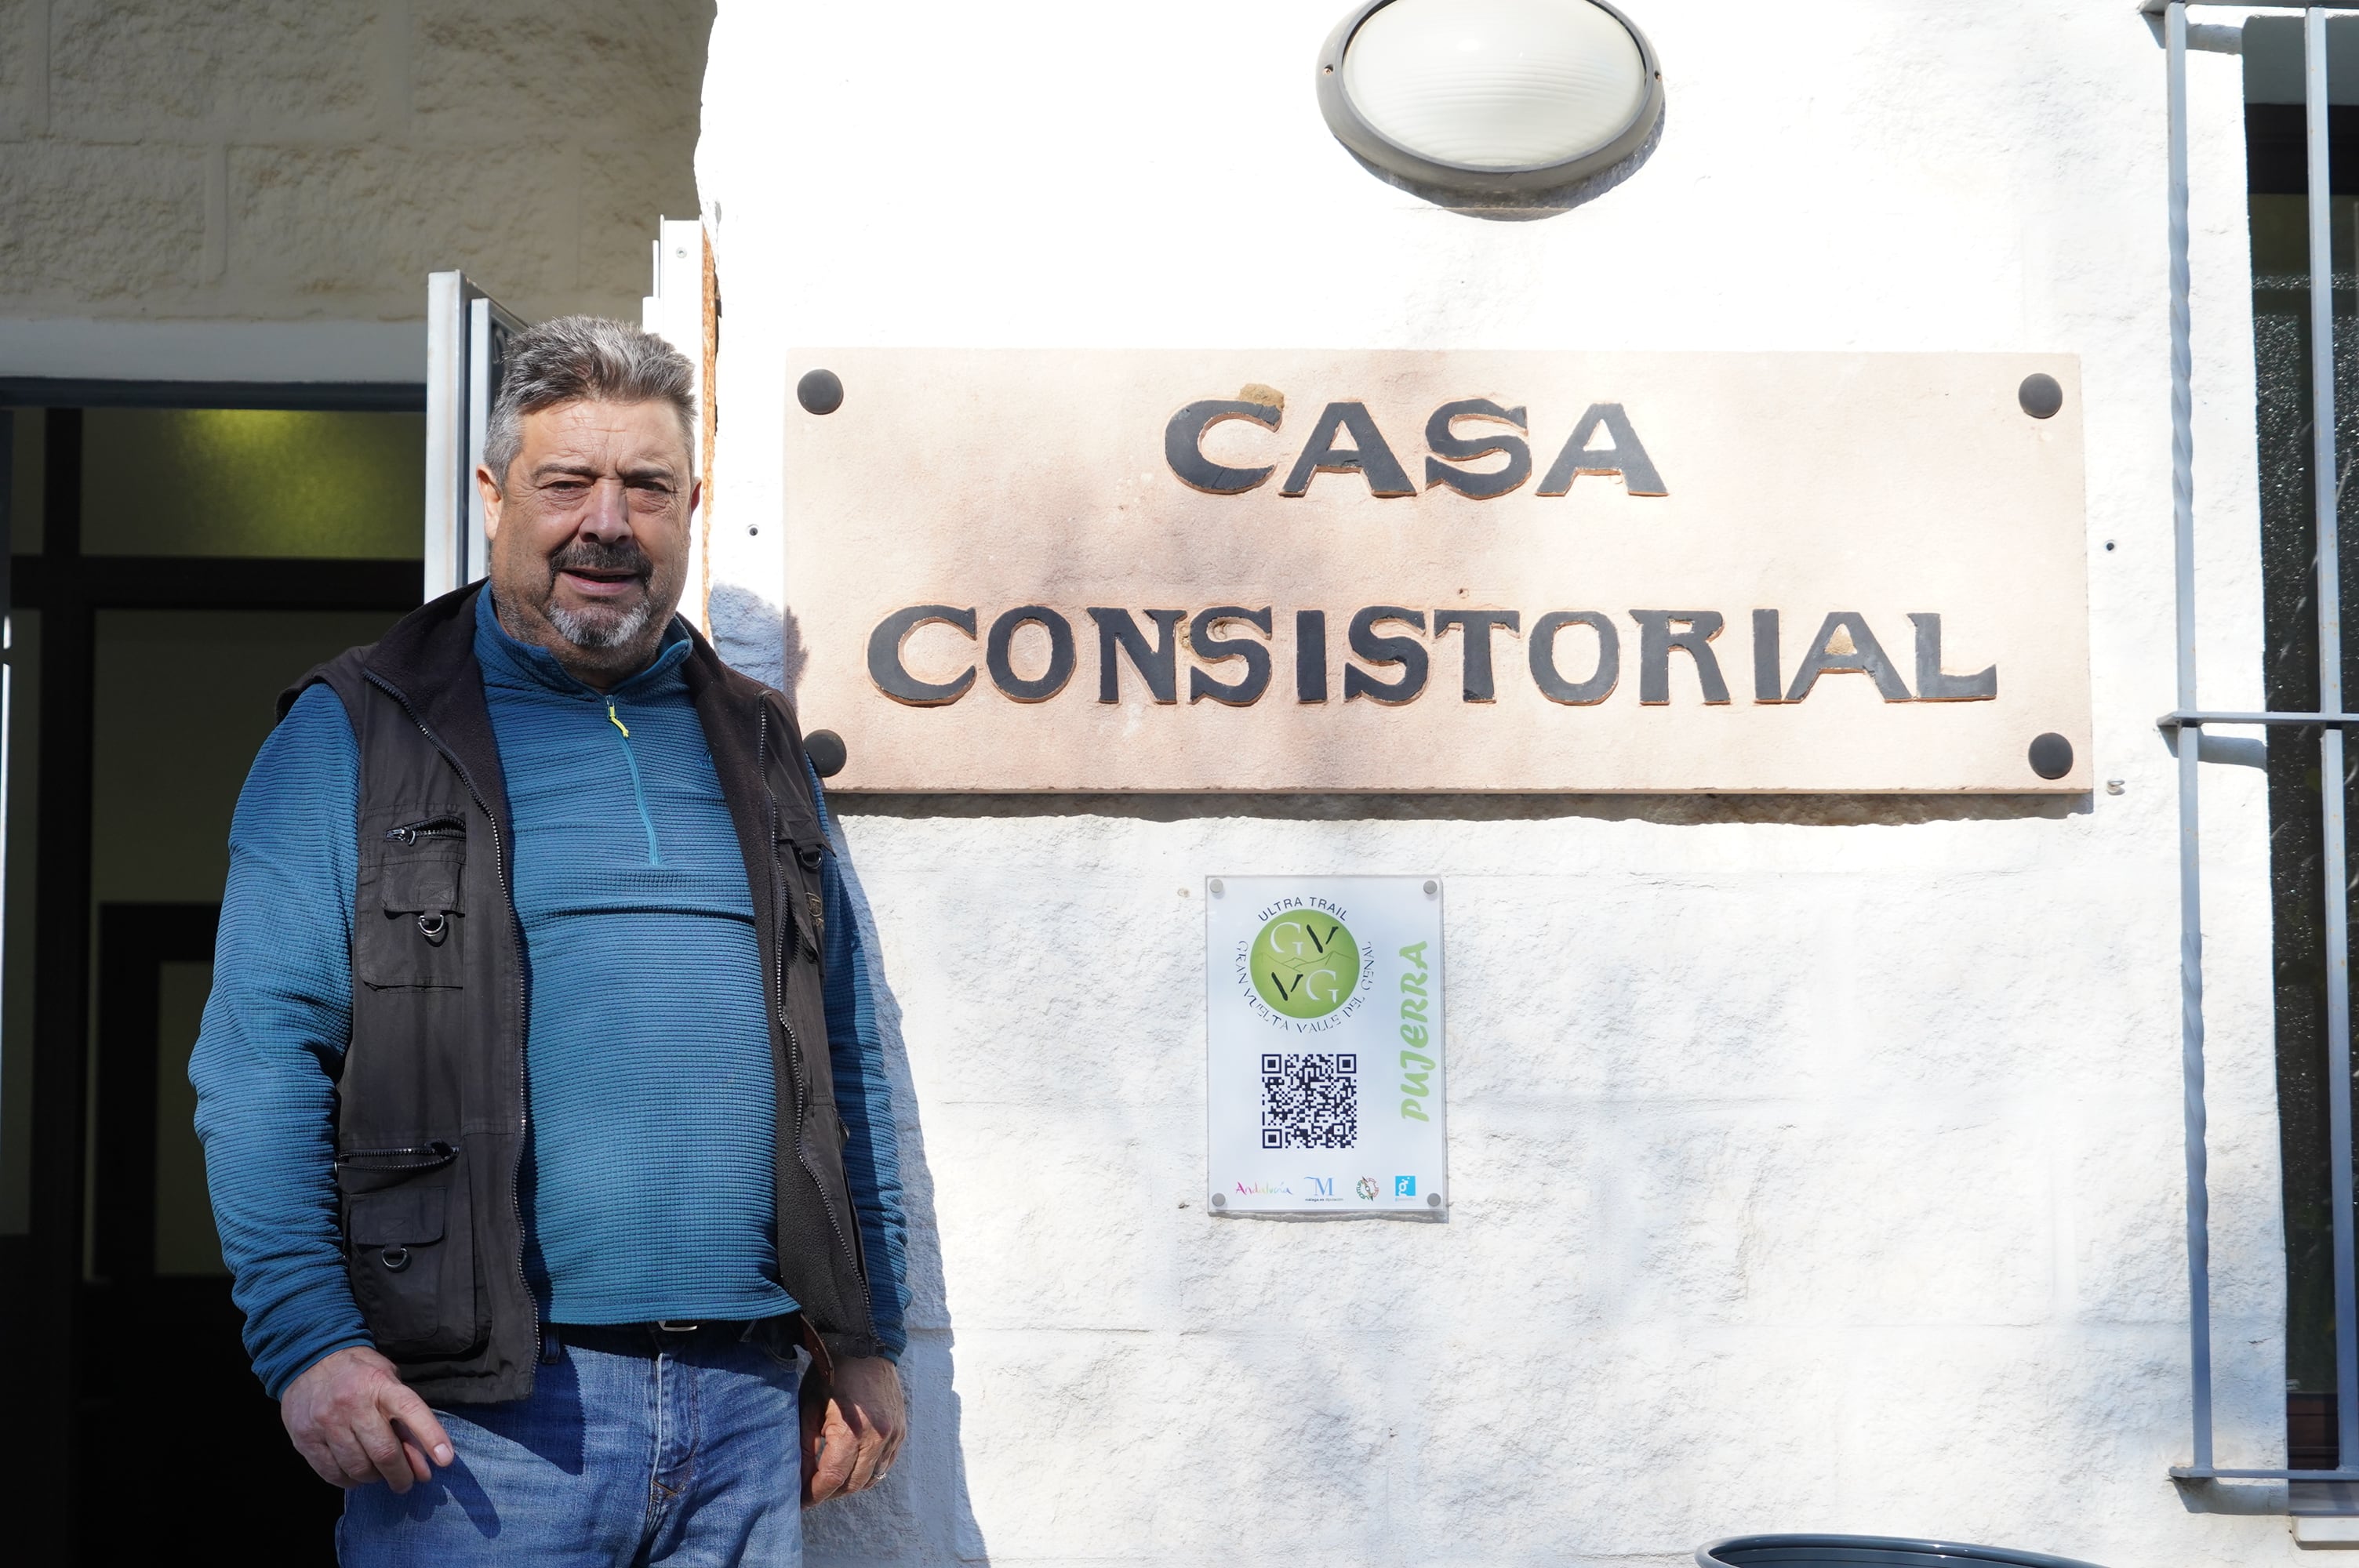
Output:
top-left (1249, 910), bottom-right (1362, 1019)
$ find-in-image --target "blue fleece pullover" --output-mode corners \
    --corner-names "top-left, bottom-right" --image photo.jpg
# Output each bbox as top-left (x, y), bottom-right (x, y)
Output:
top-left (191, 593), bottom-right (907, 1396)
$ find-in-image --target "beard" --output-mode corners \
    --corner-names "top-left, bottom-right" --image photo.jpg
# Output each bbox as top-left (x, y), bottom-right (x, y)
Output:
top-left (540, 537), bottom-right (661, 651)
top-left (548, 596), bottom-right (654, 650)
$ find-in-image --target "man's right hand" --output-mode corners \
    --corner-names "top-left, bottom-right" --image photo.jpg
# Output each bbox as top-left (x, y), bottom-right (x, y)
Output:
top-left (281, 1345), bottom-right (455, 1492)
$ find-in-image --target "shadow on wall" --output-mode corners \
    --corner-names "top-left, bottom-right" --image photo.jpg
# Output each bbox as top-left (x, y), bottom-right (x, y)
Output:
top-left (707, 583), bottom-right (984, 1560)
top-left (809, 750), bottom-right (987, 1566)
top-left (711, 581), bottom-right (798, 695)
top-left (782, 600), bottom-right (809, 699)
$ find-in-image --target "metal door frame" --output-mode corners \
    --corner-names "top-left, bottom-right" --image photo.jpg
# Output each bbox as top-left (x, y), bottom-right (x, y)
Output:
top-left (424, 272), bottom-right (527, 598)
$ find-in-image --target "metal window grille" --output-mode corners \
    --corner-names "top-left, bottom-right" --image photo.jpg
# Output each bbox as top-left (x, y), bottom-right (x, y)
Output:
top-left (2161, 0), bottom-right (2359, 1484)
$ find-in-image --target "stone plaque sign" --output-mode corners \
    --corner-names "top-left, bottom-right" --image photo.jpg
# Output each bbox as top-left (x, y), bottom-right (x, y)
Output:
top-left (780, 350), bottom-right (2090, 792)
top-left (1204, 876), bottom-right (1445, 1220)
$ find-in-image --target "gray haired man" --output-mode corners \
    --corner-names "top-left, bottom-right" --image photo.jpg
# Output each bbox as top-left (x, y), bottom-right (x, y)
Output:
top-left (193, 316), bottom-right (908, 1564)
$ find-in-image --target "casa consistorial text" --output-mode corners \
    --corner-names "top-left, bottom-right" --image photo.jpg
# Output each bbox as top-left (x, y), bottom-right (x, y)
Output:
top-left (782, 348), bottom-right (2091, 793)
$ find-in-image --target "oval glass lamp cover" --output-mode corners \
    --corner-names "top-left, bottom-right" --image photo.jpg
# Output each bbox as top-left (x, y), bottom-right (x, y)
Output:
top-left (1318, 0), bottom-right (1663, 200)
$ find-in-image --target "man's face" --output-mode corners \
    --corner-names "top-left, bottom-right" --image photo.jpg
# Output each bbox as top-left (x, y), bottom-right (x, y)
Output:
top-left (478, 398), bottom-right (699, 688)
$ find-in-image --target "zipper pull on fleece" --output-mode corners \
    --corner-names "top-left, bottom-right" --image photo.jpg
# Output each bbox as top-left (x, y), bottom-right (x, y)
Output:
top-left (608, 701), bottom-right (629, 738)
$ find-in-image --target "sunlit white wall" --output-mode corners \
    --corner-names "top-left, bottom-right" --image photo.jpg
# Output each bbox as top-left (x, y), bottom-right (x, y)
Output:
top-left (700, 5), bottom-right (2287, 1563)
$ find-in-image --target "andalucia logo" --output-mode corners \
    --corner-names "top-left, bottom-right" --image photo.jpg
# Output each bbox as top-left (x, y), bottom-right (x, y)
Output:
top-left (1249, 909), bottom-right (1362, 1020)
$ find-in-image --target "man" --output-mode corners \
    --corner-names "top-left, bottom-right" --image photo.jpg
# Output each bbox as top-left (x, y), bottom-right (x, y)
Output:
top-left (192, 315), bottom-right (907, 1565)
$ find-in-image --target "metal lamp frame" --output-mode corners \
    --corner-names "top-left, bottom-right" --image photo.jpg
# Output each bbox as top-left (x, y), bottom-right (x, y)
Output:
top-left (1314, 0), bottom-right (1665, 202)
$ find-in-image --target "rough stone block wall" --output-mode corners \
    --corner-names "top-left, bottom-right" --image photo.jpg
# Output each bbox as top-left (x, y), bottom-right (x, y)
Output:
top-left (0, 0), bottom-right (713, 324)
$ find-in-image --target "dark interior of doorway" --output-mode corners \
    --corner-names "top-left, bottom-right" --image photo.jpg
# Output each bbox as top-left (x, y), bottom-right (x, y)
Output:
top-left (2251, 103), bottom-right (2359, 1475)
top-left (0, 390), bottom-right (422, 1565)
top-left (77, 902), bottom-right (347, 1555)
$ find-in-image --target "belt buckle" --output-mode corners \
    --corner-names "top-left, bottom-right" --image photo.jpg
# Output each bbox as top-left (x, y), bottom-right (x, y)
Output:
top-left (655, 1319), bottom-right (701, 1333)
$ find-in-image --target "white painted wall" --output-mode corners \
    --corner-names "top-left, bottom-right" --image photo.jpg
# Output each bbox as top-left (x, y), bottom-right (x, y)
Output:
top-left (700, 4), bottom-right (2292, 1563)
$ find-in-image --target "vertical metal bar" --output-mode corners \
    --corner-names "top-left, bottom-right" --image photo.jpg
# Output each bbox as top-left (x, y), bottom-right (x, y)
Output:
top-left (0, 412), bottom-right (11, 1206)
top-left (27, 408), bottom-right (90, 1555)
top-left (423, 270), bottom-right (465, 601)
top-left (2165, 2), bottom-right (2213, 1475)
top-left (2309, 2), bottom-right (2359, 1472)
top-left (467, 295), bottom-right (495, 586)
top-left (0, 408), bottom-right (12, 1142)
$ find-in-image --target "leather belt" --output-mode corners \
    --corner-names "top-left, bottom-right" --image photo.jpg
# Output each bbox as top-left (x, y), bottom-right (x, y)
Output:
top-left (548, 1318), bottom-right (789, 1356)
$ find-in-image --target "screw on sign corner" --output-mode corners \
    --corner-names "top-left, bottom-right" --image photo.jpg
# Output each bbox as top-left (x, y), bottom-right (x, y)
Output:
top-left (2019, 372), bottom-right (2063, 419)
top-left (804, 729), bottom-right (849, 778)
top-left (797, 368), bottom-right (844, 416)
top-left (2028, 732), bottom-right (2074, 780)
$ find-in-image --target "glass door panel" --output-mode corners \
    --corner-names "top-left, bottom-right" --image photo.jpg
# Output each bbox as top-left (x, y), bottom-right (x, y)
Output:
top-left (153, 957), bottom-right (219, 1276)
top-left (81, 409), bottom-right (424, 559)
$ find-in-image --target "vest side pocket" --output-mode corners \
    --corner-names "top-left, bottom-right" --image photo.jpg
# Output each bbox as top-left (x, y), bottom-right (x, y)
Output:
top-left (337, 1142), bottom-right (485, 1359)
top-left (358, 811), bottom-right (467, 989)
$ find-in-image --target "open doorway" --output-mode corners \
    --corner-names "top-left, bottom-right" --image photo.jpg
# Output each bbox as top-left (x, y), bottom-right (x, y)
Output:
top-left (0, 393), bottom-right (421, 1563)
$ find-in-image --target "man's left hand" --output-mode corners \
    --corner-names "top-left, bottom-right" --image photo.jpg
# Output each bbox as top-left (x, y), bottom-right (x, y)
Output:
top-left (801, 1355), bottom-right (906, 1506)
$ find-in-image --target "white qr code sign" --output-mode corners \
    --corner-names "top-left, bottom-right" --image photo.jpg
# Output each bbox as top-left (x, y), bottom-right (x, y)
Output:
top-left (1205, 876), bottom-right (1445, 1219)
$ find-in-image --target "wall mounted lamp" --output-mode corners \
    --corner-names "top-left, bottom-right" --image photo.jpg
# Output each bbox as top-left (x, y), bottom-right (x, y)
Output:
top-left (1317, 0), bottom-right (1663, 205)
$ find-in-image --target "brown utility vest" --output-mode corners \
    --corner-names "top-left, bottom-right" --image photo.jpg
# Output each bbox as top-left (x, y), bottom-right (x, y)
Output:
top-left (282, 583), bottom-right (879, 1404)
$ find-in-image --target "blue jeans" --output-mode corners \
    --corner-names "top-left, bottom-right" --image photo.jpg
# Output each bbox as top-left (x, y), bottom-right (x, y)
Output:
top-left (339, 1324), bottom-right (805, 1566)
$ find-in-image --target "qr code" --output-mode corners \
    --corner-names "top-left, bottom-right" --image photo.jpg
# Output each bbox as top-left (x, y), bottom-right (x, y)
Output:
top-left (1259, 1052), bottom-right (1359, 1150)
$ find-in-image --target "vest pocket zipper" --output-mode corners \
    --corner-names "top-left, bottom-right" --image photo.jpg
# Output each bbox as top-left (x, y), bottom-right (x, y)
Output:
top-left (338, 1138), bottom-right (484, 1359)
top-left (338, 1141), bottom-right (456, 1174)
top-left (385, 815), bottom-right (465, 846)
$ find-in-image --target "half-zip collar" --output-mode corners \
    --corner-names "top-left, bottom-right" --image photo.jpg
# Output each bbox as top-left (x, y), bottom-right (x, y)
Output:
top-left (473, 587), bottom-right (693, 702)
top-left (475, 590), bottom-right (692, 869)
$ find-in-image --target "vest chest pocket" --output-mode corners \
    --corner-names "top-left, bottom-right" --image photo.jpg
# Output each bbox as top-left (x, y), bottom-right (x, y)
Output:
top-left (360, 815), bottom-right (466, 989)
top-left (338, 1141), bottom-right (485, 1359)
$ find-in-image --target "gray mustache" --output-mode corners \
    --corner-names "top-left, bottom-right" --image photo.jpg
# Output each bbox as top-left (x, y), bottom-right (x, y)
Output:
top-left (550, 543), bottom-right (652, 580)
